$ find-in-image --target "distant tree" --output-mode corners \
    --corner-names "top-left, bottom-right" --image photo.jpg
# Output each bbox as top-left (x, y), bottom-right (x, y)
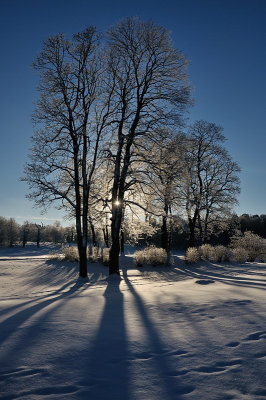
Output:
top-left (21, 221), bottom-right (30, 247)
top-left (208, 213), bottom-right (240, 246)
top-left (260, 214), bottom-right (266, 238)
top-left (239, 214), bottom-right (266, 238)
top-left (43, 221), bottom-right (65, 243)
top-left (7, 218), bottom-right (20, 247)
top-left (0, 217), bottom-right (8, 246)
top-left (35, 223), bottom-right (44, 247)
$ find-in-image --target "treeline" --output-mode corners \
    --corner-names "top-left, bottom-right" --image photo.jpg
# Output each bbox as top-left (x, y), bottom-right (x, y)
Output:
top-left (128, 213), bottom-right (266, 250)
top-left (0, 217), bottom-right (76, 247)
top-left (1, 213), bottom-right (264, 249)
top-left (239, 214), bottom-right (266, 238)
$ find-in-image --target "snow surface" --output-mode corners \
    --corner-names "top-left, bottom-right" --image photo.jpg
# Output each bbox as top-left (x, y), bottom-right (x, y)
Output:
top-left (1, 245), bottom-right (266, 399)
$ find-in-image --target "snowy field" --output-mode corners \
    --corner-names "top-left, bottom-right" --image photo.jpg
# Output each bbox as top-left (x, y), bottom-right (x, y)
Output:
top-left (0, 245), bottom-right (266, 400)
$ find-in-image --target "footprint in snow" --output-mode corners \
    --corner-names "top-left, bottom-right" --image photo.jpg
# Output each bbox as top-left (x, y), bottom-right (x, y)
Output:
top-left (196, 359), bottom-right (242, 374)
top-left (168, 369), bottom-right (189, 377)
top-left (244, 331), bottom-right (266, 341)
top-left (226, 341), bottom-right (240, 348)
top-left (195, 279), bottom-right (215, 285)
top-left (130, 352), bottom-right (151, 361)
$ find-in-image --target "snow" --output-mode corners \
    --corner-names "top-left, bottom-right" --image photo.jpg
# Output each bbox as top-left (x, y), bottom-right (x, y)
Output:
top-left (1, 245), bottom-right (266, 399)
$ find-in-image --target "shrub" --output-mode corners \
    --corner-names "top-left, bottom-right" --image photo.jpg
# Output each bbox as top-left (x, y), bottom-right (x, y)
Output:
top-left (213, 245), bottom-right (231, 262)
top-left (185, 247), bottom-right (200, 264)
top-left (62, 246), bottom-right (79, 261)
top-left (199, 244), bottom-right (214, 260)
top-left (231, 231), bottom-right (264, 262)
top-left (134, 246), bottom-right (167, 266)
top-left (231, 247), bottom-right (248, 263)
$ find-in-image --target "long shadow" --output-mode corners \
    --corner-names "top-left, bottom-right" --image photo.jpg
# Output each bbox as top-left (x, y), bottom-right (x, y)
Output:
top-left (79, 276), bottom-right (129, 400)
top-left (123, 253), bottom-right (266, 290)
top-left (122, 270), bottom-right (195, 399)
top-left (0, 257), bottom-right (106, 319)
top-left (176, 261), bottom-right (266, 290)
top-left (0, 275), bottom-right (93, 359)
top-left (0, 245), bottom-right (60, 260)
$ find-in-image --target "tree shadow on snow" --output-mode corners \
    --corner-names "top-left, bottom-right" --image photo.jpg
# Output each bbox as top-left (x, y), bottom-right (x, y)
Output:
top-left (79, 275), bottom-right (129, 400)
top-left (0, 274), bottom-right (92, 365)
top-left (175, 260), bottom-right (266, 290)
top-left (122, 270), bottom-right (195, 399)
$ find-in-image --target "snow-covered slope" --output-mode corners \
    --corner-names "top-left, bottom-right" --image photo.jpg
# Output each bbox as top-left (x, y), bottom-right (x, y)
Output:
top-left (1, 246), bottom-right (266, 399)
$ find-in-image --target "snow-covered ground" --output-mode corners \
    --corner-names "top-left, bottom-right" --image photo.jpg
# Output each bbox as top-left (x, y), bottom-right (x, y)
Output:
top-left (1, 245), bottom-right (266, 400)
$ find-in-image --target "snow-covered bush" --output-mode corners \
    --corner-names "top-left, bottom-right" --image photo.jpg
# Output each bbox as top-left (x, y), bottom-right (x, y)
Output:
top-left (231, 231), bottom-right (264, 262)
top-left (199, 244), bottom-right (214, 260)
top-left (102, 248), bottom-right (109, 265)
top-left (185, 247), bottom-right (200, 264)
top-left (231, 247), bottom-right (248, 263)
top-left (62, 246), bottom-right (79, 261)
top-left (134, 246), bottom-right (167, 266)
top-left (213, 245), bottom-right (231, 262)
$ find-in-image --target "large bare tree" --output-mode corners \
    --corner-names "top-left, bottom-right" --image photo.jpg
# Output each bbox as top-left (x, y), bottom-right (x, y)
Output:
top-left (105, 18), bottom-right (191, 274)
top-left (23, 19), bottom-right (190, 276)
top-left (22, 28), bottom-right (105, 277)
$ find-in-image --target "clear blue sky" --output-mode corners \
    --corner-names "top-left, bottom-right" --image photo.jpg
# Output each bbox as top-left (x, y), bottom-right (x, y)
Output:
top-left (0, 0), bottom-right (265, 225)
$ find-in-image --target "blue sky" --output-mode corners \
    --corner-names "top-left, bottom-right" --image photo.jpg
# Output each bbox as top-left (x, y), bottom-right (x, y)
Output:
top-left (0, 0), bottom-right (265, 225)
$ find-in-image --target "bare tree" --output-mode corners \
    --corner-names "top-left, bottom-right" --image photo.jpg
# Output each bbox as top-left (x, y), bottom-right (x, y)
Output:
top-left (21, 221), bottom-right (30, 247)
top-left (105, 18), bottom-right (191, 274)
top-left (180, 120), bottom-right (240, 246)
top-left (22, 19), bottom-right (190, 276)
top-left (7, 218), bottom-right (20, 247)
top-left (138, 130), bottom-right (185, 253)
top-left (35, 222), bottom-right (44, 248)
top-left (22, 28), bottom-right (105, 277)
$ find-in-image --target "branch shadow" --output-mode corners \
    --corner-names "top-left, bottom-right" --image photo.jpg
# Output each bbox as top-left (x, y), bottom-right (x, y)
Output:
top-left (0, 275), bottom-right (93, 360)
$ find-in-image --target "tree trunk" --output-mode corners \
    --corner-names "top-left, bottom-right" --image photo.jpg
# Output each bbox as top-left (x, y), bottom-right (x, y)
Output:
top-left (103, 226), bottom-right (109, 248)
top-left (109, 232), bottom-right (120, 275)
top-left (197, 213), bottom-right (203, 244)
top-left (78, 243), bottom-right (88, 278)
top-left (120, 228), bottom-right (125, 255)
top-left (109, 204), bottom-right (123, 275)
top-left (188, 214), bottom-right (198, 248)
top-left (36, 228), bottom-right (41, 248)
top-left (76, 215), bottom-right (88, 278)
top-left (89, 218), bottom-right (97, 247)
top-left (202, 209), bottom-right (209, 244)
top-left (161, 214), bottom-right (168, 250)
top-left (22, 228), bottom-right (28, 248)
